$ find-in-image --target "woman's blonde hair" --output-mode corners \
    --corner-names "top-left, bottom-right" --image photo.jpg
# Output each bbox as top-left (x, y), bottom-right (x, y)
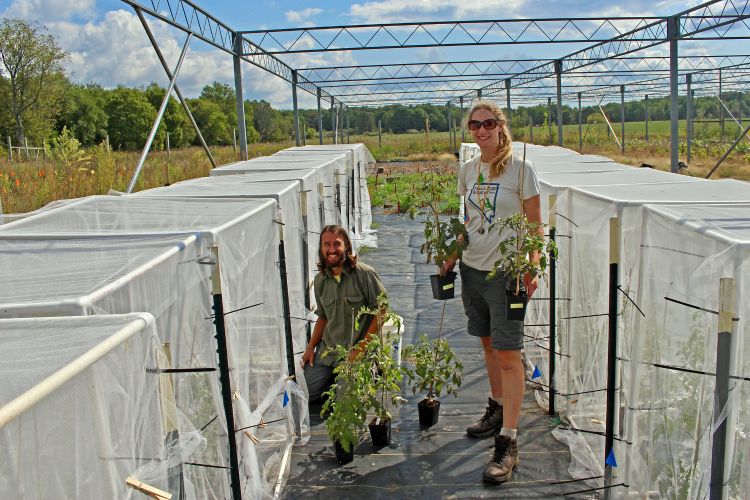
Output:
top-left (464, 100), bottom-right (513, 177)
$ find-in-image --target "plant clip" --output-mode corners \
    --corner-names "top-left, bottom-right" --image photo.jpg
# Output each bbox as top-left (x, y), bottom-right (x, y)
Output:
top-left (244, 431), bottom-right (260, 444)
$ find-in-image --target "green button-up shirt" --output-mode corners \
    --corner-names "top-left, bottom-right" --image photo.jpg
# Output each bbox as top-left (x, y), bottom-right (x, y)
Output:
top-left (313, 262), bottom-right (386, 366)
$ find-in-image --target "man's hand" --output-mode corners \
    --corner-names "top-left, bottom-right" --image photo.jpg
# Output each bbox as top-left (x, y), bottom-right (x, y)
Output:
top-left (301, 346), bottom-right (315, 367)
top-left (523, 272), bottom-right (539, 298)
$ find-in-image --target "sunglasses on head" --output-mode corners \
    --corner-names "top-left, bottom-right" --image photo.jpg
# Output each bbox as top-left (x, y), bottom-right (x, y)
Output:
top-left (468, 118), bottom-right (500, 131)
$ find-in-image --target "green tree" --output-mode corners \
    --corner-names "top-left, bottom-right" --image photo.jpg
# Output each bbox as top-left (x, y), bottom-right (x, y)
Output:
top-left (190, 98), bottom-right (232, 145)
top-left (144, 82), bottom-right (195, 148)
top-left (105, 87), bottom-right (162, 150)
top-left (60, 83), bottom-right (109, 146)
top-left (0, 18), bottom-right (68, 144)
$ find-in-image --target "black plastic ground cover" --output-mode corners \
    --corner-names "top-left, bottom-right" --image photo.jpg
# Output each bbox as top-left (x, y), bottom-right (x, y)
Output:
top-left (283, 210), bottom-right (592, 499)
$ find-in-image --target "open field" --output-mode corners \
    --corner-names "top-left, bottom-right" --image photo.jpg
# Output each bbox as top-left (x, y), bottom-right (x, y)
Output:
top-left (2, 121), bottom-right (748, 214)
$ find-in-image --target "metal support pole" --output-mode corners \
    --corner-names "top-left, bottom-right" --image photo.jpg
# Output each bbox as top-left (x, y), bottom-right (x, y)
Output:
top-left (505, 79), bottom-right (512, 127)
top-left (477, 89), bottom-right (482, 100)
top-left (331, 100), bottom-right (338, 144)
top-left (316, 88), bottom-right (324, 145)
top-left (719, 69), bottom-right (724, 136)
top-left (668, 16), bottom-right (680, 173)
top-left (547, 97), bottom-right (553, 145)
top-left (645, 94), bottom-right (650, 142)
top-left (127, 33), bottom-right (191, 194)
top-left (6, 136), bottom-right (11, 162)
top-left (555, 61), bottom-right (563, 147)
top-left (548, 196), bottom-right (557, 416)
top-left (530, 116), bottom-right (534, 142)
top-left (687, 74), bottom-right (693, 163)
top-left (620, 85), bottom-right (625, 154)
top-left (709, 278), bottom-right (735, 500)
top-left (299, 191), bottom-right (312, 342)
top-left (278, 235), bottom-right (297, 380)
top-left (460, 96), bottom-right (465, 143)
top-left (232, 33), bottom-right (248, 161)
top-left (232, 128), bottom-right (236, 153)
top-left (210, 247), bottom-right (243, 500)
top-left (447, 103), bottom-right (453, 156)
top-left (345, 107), bottom-right (350, 144)
top-left (604, 218), bottom-right (620, 497)
top-left (378, 120), bottom-right (382, 147)
top-left (292, 70), bottom-right (301, 147)
top-left (134, 7), bottom-right (215, 167)
top-left (578, 93), bottom-right (583, 151)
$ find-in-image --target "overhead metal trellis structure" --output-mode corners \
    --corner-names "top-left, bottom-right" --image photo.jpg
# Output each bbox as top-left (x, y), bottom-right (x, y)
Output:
top-left (124, 0), bottom-right (750, 182)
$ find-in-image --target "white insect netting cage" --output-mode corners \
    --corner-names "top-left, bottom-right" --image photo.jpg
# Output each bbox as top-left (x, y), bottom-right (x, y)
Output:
top-left (281, 144), bottom-right (377, 247)
top-left (0, 314), bottom-right (194, 499)
top-left (0, 193), bottom-right (306, 499)
top-left (211, 155), bottom-right (351, 242)
top-left (134, 179), bottom-right (313, 399)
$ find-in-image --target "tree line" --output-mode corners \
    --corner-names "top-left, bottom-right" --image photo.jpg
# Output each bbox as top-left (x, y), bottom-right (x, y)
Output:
top-left (2, 18), bottom-right (748, 152)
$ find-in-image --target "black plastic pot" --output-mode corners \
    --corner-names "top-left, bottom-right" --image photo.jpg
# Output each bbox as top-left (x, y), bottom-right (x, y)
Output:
top-left (333, 440), bottom-right (354, 465)
top-left (430, 271), bottom-right (457, 300)
top-left (418, 398), bottom-right (441, 428)
top-left (368, 417), bottom-right (392, 447)
top-left (506, 290), bottom-right (528, 321)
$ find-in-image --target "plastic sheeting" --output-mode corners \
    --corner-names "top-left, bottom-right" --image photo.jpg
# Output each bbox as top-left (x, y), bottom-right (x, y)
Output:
top-left (0, 314), bottom-right (183, 499)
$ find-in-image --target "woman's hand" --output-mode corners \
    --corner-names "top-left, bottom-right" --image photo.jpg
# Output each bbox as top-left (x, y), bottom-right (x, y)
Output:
top-left (439, 257), bottom-right (456, 276)
top-left (523, 272), bottom-right (539, 298)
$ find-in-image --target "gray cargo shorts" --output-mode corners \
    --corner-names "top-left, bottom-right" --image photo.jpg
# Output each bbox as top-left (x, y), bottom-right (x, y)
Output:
top-left (459, 261), bottom-right (524, 351)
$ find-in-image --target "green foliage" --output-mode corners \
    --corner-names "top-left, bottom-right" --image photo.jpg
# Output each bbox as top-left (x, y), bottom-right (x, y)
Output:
top-left (402, 333), bottom-right (463, 400)
top-left (488, 213), bottom-right (558, 293)
top-left (355, 294), bottom-right (406, 422)
top-left (0, 18), bottom-right (68, 144)
top-left (421, 216), bottom-right (467, 268)
top-left (190, 98), bottom-right (232, 146)
top-left (61, 83), bottom-right (109, 146)
top-left (320, 343), bottom-right (370, 453)
top-left (105, 87), bottom-right (162, 150)
top-left (321, 294), bottom-right (406, 450)
top-left (44, 126), bottom-right (90, 167)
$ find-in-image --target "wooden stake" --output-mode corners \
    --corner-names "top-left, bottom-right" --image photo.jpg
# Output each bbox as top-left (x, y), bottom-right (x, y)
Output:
top-left (126, 477), bottom-right (172, 499)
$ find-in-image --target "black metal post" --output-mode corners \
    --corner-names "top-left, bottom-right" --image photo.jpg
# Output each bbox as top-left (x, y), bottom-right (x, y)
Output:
top-left (278, 240), bottom-right (297, 380)
top-left (350, 168), bottom-right (356, 234)
top-left (548, 224), bottom-right (557, 416)
top-left (710, 278), bottom-right (734, 500)
top-left (605, 218), bottom-right (620, 493)
top-left (211, 250), bottom-right (243, 500)
top-left (300, 192), bottom-right (312, 343)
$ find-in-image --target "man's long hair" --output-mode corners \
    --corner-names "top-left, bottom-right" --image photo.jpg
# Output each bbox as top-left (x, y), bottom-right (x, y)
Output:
top-left (317, 224), bottom-right (358, 272)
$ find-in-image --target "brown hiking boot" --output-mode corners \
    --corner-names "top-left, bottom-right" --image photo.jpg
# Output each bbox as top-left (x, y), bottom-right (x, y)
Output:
top-left (466, 397), bottom-right (503, 438)
top-left (483, 434), bottom-right (519, 484)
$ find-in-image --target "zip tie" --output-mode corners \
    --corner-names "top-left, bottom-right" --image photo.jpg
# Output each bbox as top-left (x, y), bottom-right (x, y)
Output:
top-left (665, 296), bottom-right (740, 320)
top-left (206, 302), bottom-right (263, 319)
top-left (617, 285), bottom-right (645, 317)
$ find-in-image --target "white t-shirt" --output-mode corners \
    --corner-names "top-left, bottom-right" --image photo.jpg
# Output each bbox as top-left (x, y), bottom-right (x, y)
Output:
top-left (457, 153), bottom-right (541, 271)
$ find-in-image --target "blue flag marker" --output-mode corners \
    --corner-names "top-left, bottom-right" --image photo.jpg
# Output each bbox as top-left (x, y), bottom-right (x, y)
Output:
top-left (606, 449), bottom-right (618, 468)
top-left (283, 390), bottom-right (289, 407)
top-left (532, 366), bottom-right (542, 380)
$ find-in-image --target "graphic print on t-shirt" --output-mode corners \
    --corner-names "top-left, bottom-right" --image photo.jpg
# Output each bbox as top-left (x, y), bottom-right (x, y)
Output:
top-left (467, 181), bottom-right (500, 224)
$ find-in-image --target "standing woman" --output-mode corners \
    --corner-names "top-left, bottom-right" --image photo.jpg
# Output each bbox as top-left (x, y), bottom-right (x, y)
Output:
top-left (441, 101), bottom-right (542, 484)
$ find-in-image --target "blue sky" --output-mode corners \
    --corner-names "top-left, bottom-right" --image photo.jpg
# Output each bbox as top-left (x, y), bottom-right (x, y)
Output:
top-left (1, 0), bottom-right (733, 108)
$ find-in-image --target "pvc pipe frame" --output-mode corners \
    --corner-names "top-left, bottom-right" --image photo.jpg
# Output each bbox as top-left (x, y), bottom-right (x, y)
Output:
top-left (0, 316), bottom-right (152, 428)
top-left (127, 33), bottom-right (193, 194)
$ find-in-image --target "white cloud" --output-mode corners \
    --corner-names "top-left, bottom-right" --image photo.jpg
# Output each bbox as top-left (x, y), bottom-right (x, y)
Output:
top-left (285, 8), bottom-right (323, 24)
top-left (349, 0), bottom-right (527, 23)
top-left (1, 0), bottom-right (97, 22)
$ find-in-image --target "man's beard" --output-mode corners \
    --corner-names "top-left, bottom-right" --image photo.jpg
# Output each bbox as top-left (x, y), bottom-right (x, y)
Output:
top-left (325, 251), bottom-right (346, 269)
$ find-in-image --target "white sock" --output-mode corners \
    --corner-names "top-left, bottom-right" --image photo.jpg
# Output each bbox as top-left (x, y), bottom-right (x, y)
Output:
top-left (491, 396), bottom-right (503, 406)
top-left (500, 427), bottom-right (517, 440)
